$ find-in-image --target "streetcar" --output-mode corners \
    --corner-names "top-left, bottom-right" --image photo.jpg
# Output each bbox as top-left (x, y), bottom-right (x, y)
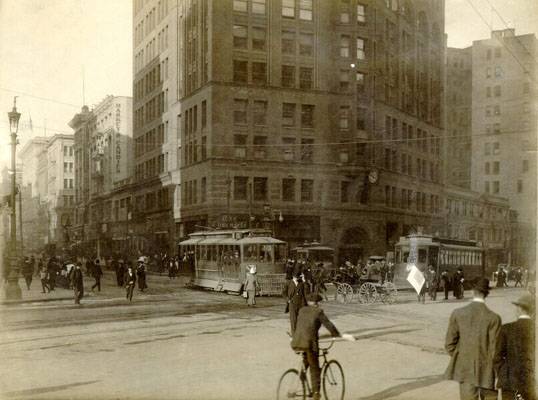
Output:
top-left (179, 229), bottom-right (287, 294)
top-left (290, 241), bottom-right (335, 270)
top-left (393, 234), bottom-right (485, 289)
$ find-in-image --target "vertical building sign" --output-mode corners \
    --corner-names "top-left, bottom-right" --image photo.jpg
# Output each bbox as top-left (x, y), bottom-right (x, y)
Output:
top-left (115, 103), bottom-right (121, 174)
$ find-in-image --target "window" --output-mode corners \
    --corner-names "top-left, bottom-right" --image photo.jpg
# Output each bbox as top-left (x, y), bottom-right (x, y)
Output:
top-left (341, 181), bottom-right (350, 203)
top-left (283, 137), bottom-right (296, 160)
top-left (299, 0), bottom-right (313, 20)
top-left (340, 70), bottom-right (350, 90)
top-left (485, 143), bottom-right (491, 155)
top-left (234, 134), bottom-right (247, 158)
top-left (523, 159), bottom-right (529, 173)
top-left (253, 177), bottom-right (268, 201)
top-left (233, 99), bottom-right (248, 124)
top-left (356, 107), bottom-right (367, 130)
top-left (201, 136), bottom-right (207, 160)
top-left (301, 138), bottom-right (314, 162)
top-left (493, 161), bottom-right (499, 175)
top-left (233, 176), bottom-right (248, 200)
top-left (299, 33), bottom-right (314, 56)
top-left (64, 162), bottom-right (68, 173)
top-left (301, 179), bottom-right (314, 202)
top-left (63, 146), bottom-right (68, 156)
top-left (253, 100), bottom-right (267, 125)
top-left (486, 67), bottom-right (491, 78)
top-left (517, 180), bottom-right (523, 193)
top-left (233, 60), bottom-right (248, 83)
top-left (299, 67), bottom-right (313, 89)
top-left (493, 181), bottom-right (500, 194)
top-left (64, 179), bottom-right (68, 189)
top-left (495, 66), bottom-right (503, 77)
top-left (282, 178), bottom-right (296, 201)
top-left (201, 177), bottom-right (206, 203)
top-left (282, 30), bottom-right (295, 54)
top-left (340, 7), bottom-right (349, 24)
top-left (485, 106), bottom-right (492, 117)
top-left (494, 47), bottom-right (501, 58)
top-left (493, 123), bottom-right (500, 134)
top-left (233, 0), bottom-right (247, 12)
top-left (485, 181), bottom-right (490, 193)
top-left (233, 25), bottom-right (247, 48)
top-left (356, 37), bottom-right (365, 60)
top-left (486, 49), bottom-right (492, 60)
top-left (493, 142), bottom-right (500, 155)
top-left (494, 85), bottom-right (501, 97)
top-left (252, 62), bottom-right (266, 85)
top-left (282, 0), bottom-right (295, 18)
top-left (486, 87), bottom-right (491, 97)
top-left (340, 35), bottom-right (350, 57)
top-left (357, 4), bottom-right (366, 23)
top-left (356, 72), bottom-right (365, 93)
top-left (301, 104), bottom-right (314, 128)
top-left (485, 162), bottom-right (490, 174)
top-left (252, 27), bottom-right (266, 51)
top-left (282, 103), bottom-right (296, 126)
top-left (252, 0), bottom-right (266, 14)
top-left (201, 100), bottom-right (207, 129)
top-left (494, 105), bottom-right (500, 115)
top-left (523, 82), bottom-right (530, 94)
top-left (282, 65), bottom-right (295, 88)
top-left (339, 106), bottom-right (350, 130)
top-left (253, 136), bottom-right (267, 158)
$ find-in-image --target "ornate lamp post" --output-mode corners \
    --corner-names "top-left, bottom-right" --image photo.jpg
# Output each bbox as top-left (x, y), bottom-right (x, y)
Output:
top-left (5, 97), bottom-right (21, 299)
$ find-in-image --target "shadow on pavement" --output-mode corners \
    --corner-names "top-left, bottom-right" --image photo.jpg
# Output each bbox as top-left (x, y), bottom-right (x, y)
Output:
top-left (355, 374), bottom-right (444, 400)
top-left (2, 380), bottom-right (100, 398)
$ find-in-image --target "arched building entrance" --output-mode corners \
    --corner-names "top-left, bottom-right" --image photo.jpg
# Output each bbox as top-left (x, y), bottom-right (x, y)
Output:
top-left (338, 226), bottom-right (370, 265)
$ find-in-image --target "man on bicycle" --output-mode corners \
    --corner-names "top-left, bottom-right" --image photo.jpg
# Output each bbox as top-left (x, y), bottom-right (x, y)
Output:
top-left (291, 292), bottom-right (355, 400)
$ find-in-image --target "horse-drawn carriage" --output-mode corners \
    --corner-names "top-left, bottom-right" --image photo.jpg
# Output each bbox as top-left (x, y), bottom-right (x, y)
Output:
top-left (332, 257), bottom-right (397, 304)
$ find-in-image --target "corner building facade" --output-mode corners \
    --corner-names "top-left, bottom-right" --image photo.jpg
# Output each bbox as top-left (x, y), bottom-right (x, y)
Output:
top-left (174, 0), bottom-right (446, 262)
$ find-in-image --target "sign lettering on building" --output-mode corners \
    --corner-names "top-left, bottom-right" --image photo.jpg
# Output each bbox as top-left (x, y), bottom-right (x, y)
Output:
top-left (115, 104), bottom-right (121, 173)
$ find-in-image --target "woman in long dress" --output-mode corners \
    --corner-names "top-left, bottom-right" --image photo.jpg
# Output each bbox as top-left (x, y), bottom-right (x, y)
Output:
top-left (243, 265), bottom-right (260, 306)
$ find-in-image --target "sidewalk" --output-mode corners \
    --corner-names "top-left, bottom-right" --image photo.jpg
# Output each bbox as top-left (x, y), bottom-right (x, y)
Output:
top-left (0, 271), bottom-right (191, 305)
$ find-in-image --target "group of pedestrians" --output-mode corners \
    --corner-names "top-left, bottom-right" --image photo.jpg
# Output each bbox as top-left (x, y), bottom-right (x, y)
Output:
top-left (445, 278), bottom-right (535, 400)
top-left (418, 266), bottom-right (467, 303)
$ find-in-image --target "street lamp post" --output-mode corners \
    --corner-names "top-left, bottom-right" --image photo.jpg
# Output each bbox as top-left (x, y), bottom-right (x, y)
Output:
top-left (5, 97), bottom-right (21, 300)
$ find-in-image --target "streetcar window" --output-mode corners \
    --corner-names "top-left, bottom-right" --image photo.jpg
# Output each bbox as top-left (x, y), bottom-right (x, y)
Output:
top-left (195, 245), bottom-right (201, 261)
top-left (275, 244), bottom-right (286, 262)
top-left (244, 244), bottom-right (258, 261)
top-left (418, 249), bottom-right (427, 263)
top-left (260, 244), bottom-right (273, 262)
top-left (403, 252), bottom-right (410, 263)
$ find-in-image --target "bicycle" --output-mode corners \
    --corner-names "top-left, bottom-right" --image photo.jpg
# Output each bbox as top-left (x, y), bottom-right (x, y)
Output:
top-left (277, 339), bottom-right (345, 400)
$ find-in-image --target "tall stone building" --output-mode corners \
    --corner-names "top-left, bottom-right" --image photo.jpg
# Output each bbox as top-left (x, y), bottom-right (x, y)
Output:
top-left (445, 47), bottom-right (472, 188)
top-left (19, 136), bottom-right (50, 199)
top-left (132, 0), bottom-right (181, 254)
top-left (469, 29), bottom-right (537, 265)
top-left (159, 0), bottom-right (447, 262)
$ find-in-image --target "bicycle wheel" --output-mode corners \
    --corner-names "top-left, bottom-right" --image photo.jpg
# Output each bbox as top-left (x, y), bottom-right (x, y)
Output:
top-left (277, 368), bottom-right (306, 400)
top-left (322, 360), bottom-right (345, 400)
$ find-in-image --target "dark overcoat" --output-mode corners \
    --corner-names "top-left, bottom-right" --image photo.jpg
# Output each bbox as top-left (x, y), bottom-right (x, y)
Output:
top-left (444, 301), bottom-right (501, 389)
top-left (494, 318), bottom-right (535, 398)
top-left (291, 306), bottom-right (340, 352)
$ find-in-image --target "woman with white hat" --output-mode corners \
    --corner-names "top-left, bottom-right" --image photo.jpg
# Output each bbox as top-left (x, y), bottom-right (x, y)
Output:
top-left (243, 265), bottom-right (260, 306)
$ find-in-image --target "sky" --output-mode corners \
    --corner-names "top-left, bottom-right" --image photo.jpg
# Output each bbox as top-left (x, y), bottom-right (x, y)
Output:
top-left (0, 0), bottom-right (537, 169)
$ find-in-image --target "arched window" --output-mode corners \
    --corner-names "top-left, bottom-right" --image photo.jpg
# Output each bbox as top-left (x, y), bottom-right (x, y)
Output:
top-left (432, 22), bottom-right (440, 43)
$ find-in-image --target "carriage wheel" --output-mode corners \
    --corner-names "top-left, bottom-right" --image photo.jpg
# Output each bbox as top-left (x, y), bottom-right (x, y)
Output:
top-left (336, 283), bottom-right (354, 304)
top-left (380, 282), bottom-right (398, 304)
top-left (358, 282), bottom-right (377, 304)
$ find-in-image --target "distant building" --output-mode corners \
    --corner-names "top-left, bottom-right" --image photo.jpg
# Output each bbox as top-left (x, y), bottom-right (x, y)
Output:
top-left (46, 134), bottom-right (75, 247)
top-left (445, 47), bottom-right (472, 188)
top-left (18, 136), bottom-right (50, 199)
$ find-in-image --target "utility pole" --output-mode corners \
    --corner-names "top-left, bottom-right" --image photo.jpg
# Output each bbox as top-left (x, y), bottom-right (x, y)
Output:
top-left (18, 185), bottom-right (23, 255)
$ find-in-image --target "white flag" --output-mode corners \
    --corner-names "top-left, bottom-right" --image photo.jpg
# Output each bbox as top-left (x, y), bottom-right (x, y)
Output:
top-left (407, 264), bottom-right (425, 294)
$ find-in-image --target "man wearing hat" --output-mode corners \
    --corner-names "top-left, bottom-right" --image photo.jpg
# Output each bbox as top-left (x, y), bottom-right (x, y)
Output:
top-left (291, 292), bottom-right (355, 400)
top-left (91, 259), bottom-right (103, 292)
top-left (494, 293), bottom-right (535, 400)
top-left (283, 271), bottom-right (308, 334)
top-left (444, 278), bottom-right (501, 400)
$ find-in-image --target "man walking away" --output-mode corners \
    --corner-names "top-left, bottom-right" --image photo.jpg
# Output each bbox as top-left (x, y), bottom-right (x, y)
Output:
top-left (136, 257), bottom-right (147, 291)
top-left (125, 263), bottom-right (136, 302)
top-left (444, 278), bottom-right (501, 400)
top-left (47, 257), bottom-right (57, 291)
top-left (427, 265), bottom-right (438, 301)
top-left (39, 265), bottom-right (49, 293)
top-left (291, 292), bottom-right (355, 400)
top-left (494, 293), bottom-right (535, 400)
top-left (91, 259), bottom-right (103, 292)
top-left (22, 257), bottom-right (33, 290)
top-left (513, 268), bottom-right (523, 288)
top-left (441, 269), bottom-right (450, 300)
top-left (71, 262), bottom-right (84, 304)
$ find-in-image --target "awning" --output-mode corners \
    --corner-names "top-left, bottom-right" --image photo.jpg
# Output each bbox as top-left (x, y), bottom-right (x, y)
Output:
top-left (238, 237), bottom-right (286, 245)
top-left (179, 237), bottom-right (202, 245)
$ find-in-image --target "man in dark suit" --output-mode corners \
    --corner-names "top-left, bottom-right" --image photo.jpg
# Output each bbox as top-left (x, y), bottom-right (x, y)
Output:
top-left (284, 271), bottom-right (308, 334)
top-left (445, 278), bottom-right (501, 400)
top-left (495, 293), bottom-right (535, 400)
top-left (291, 292), bottom-right (355, 400)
